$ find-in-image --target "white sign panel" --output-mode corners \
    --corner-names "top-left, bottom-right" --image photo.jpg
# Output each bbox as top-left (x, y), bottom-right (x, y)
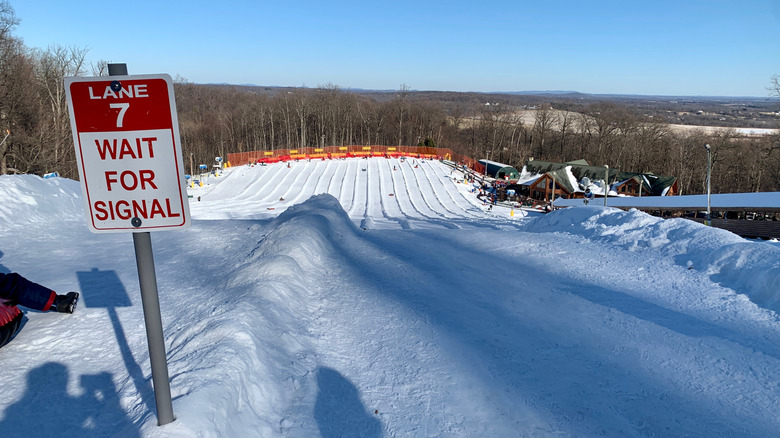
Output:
top-left (65, 74), bottom-right (190, 233)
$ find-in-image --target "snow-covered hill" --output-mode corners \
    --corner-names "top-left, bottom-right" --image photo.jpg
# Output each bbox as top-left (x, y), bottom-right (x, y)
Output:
top-left (1, 158), bottom-right (779, 437)
top-left (187, 157), bottom-right (505, 228)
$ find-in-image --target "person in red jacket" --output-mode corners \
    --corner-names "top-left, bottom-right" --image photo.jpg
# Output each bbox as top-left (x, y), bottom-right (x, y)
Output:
top-left (0, 272), bottom-right (79, 348)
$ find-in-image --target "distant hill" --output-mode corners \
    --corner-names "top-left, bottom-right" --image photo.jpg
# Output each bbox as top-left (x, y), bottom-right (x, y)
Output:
top-left (201, 83), bottom-right (779, 129)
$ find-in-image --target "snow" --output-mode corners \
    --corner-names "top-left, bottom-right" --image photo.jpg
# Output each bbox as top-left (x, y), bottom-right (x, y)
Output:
top-left (555, 191), bottom-right (780, 210)
top-left (2, 157), bottom-right (780, 437)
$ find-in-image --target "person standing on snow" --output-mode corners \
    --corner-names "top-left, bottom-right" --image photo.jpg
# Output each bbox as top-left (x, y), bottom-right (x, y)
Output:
top-left (0, 272), bottom-right (79, 348)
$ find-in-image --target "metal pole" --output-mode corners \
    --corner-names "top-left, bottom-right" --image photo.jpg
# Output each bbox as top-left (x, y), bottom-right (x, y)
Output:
top-left (484, 150), bottom-right (490, 182)
top-left (484, 150), bottom-right (491, 206)
top-left (604, 164), bottom-right (609, 206)
top-left (705, 144), bottom-right (712, 226)
top-left (133, 232), bottom-right (175, 425)
top-left (110, 63), bottom-right (175, 426)
top-left (551, 177), bottom-right (555, 205)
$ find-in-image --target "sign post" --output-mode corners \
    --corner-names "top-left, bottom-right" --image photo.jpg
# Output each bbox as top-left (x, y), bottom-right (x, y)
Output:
top-left (65, 64), bottom-right (189, 426)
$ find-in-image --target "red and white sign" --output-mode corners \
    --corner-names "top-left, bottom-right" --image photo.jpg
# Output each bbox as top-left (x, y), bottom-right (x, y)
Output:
top-left (65, 74), bottom-right (190, 233)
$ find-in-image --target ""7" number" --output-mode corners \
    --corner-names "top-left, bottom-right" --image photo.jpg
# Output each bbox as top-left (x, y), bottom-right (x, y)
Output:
top-left (109, 102), bottom-right (130, 128)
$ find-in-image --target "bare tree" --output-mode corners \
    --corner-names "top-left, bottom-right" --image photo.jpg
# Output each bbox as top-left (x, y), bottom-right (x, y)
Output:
top-left (532, 103), bottom-right (557, 159)
top-left (557, 109), bottom-right (573, 159)
top-left (291, 88), bottom-right (309, 148)
top-left (357, 99), bottom-right (386, 145)
top-left (90, 59), bottom-right (109, 76)
top-left (769, 74), bottom-right (780, 98)
top-left (0, 1), bottom-right (32, 175)
top-left (34, 45), bottom-right (87, 175)
top-left (629, 122), bottom-right (669, 173)
top-left (0, 0), bottom-right (18, 40)
top-left (393, 84), bottom-right (410, 146)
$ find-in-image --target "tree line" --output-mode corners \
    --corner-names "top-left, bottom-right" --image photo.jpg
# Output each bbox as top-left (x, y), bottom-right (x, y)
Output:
top-left (2, 1), bottom-right (779, 195)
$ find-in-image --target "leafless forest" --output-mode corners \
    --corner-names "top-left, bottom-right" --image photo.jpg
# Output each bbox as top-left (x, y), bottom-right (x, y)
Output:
top-left (1, 2), bottom-right (779, 195)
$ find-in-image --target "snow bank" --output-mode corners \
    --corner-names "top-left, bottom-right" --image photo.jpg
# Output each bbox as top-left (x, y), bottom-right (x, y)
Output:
top-left (0, 175), bottom-right (83, 227)
top-left (526, 206), bottom-right (780, 313)
top-left (3, 169), bottom-right (780, 437)
top-left (149, 194), bottom-right (360, 437)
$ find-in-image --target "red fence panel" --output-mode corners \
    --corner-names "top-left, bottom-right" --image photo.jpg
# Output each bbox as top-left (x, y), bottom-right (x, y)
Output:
top-left (227, 146), bottom-right (461, 167)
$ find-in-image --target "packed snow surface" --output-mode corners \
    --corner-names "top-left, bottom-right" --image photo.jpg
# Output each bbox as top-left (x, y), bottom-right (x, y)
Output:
top-left (1, 157), bottom-right (780, 437)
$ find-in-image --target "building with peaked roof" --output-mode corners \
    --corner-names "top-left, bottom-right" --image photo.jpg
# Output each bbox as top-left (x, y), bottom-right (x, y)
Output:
top-left (477, 159), bottom-right (520, 181)
top-left (522, 159), bottom-right (678, 202)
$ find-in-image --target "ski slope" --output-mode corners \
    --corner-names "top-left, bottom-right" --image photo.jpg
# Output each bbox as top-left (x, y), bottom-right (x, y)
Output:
top-left (1, 158), bottom-right (780, 437)
top-left (189, 158), bottom-right (503, 229)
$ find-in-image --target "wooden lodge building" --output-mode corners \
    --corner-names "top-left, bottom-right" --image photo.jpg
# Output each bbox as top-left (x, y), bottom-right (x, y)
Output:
top-left (520, 159), bottom-right (678, 203)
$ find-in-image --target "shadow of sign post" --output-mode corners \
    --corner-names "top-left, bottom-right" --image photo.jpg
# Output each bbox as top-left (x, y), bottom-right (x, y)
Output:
top-left (77, 268), bottom-right (156, 416)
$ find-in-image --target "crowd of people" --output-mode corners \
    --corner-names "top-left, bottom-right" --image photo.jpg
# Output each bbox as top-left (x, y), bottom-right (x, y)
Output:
top-left (452, 161), bottom-right (554, 213)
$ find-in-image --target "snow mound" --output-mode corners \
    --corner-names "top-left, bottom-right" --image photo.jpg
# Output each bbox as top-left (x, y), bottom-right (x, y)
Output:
top-left (0, 175), bottom-right (83, 227)
top-left (272, 193), bottom-right (360, 236)
top-left (246, 194), bottom-right (361, 274)
top-left (158, 194), bottom-right (360, 436)
top-left (526, 206), bottom-right (780, 313)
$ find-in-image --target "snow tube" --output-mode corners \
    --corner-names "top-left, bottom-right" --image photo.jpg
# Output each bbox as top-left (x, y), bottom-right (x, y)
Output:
top-left (0, 300), bottom-right (23, 348)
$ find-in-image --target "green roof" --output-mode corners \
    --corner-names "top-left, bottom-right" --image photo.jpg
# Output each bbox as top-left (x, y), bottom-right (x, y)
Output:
top-left (478, 160), bottom-right (520, 179)
top-left (524, 159), bottom-right (677, 196)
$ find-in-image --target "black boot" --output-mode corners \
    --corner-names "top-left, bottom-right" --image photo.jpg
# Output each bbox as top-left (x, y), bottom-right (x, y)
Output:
top-left (53, 292), bottom-right (79, 314)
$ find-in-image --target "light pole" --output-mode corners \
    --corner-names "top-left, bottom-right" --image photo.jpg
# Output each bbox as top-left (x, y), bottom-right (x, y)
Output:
top-left (704, 144), bottom-right (712, 226)
top-left (604, 164), bottom-right (609, 206)
top-left (484, 150), bottom-right (491, 182)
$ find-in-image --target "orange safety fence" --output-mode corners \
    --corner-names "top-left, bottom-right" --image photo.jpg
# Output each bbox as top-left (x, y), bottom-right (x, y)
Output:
top-left (224, 146), bottom-right (521, 186)
top-left (227, 146), bottom-right (459, 167)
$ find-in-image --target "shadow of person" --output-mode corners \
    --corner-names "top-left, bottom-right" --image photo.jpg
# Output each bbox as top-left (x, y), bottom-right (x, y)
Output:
top-left (0, 363), bottom-right (139, 437)
top-left (80, 372), bottom-right (140, 437)
top-left (314, 366), bottom-right (382, 438)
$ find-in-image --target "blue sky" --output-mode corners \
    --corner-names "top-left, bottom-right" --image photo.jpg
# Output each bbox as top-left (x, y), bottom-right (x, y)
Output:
top-left (12, 0), bottom-right (780, 96)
